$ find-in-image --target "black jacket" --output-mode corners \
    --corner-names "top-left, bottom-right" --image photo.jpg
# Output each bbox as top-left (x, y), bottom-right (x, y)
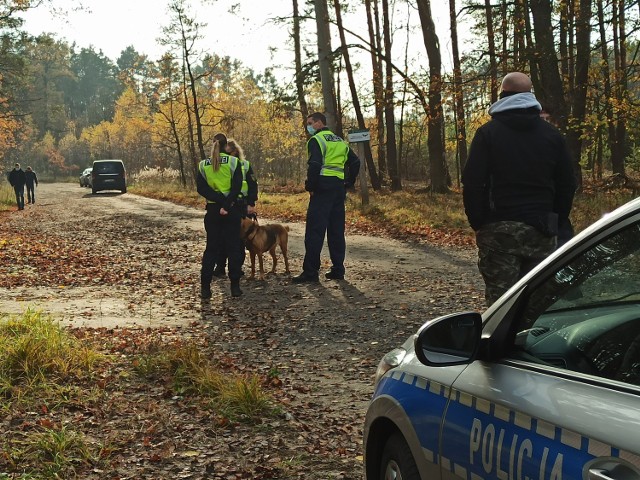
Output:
top-left (462, 104), bottom-right (576, 233)
top-left (25, 170), bottom-right (38, 186)
top-left (8, 168), bottom-right (26, 187)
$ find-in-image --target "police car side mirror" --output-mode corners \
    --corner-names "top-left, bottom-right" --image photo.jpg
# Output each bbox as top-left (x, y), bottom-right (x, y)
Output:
top-left (414, 312), bottom-right (482, 367)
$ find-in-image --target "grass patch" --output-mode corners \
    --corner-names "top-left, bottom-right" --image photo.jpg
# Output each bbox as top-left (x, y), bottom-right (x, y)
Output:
top-left (0, 311), bottom-right (105, 477)
top-left (0, 310), bottom-right (100, 400)
top-left (3, 424), bottom-right (97, 478)
top-left (0, 183), bottom-right (15, 211)
top-left (0, 312), bottom-right (279, 478)
top-left (134, 340), bottom-right (276, 423)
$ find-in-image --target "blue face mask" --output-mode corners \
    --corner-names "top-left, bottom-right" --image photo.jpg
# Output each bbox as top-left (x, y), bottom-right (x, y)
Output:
top-left (306, 125), bottom-right (316, 135)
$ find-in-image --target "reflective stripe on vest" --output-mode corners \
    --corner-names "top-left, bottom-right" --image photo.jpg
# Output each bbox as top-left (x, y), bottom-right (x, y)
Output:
top-left (198, 154), bottom-right (238, 203)
top-left (307, 130), bottom-right (348, 179)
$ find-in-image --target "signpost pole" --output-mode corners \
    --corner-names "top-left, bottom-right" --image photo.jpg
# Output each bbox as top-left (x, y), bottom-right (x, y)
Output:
top-left (356, 142), bottom-right (369, 206)
top-left (348, 129), bottom-right (371, 206)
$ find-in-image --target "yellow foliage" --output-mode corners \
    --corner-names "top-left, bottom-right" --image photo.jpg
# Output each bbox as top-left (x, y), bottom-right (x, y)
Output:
top-left (0, 102), bottom-right (21, 157)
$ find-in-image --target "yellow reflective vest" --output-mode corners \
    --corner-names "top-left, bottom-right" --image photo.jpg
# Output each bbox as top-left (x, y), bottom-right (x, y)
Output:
top-left (307, 129), bottom-right (349, 180)
top-left (198, 153), bottom-right (239, 203)
top-left (240, 159), bottom-right (250, 197)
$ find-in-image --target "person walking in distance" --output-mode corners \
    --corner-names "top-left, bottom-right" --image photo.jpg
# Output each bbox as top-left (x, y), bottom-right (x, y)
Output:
top-left (8, 163), bottom-right (26, 210)
top-left (25, 166), bottom-right (38, 204)
top-left (292, 112), bottom-right (361, 283)
top-left (462, 72), bottom-right (576, 306)
top-left (197, 133), bottom-right (245, 298)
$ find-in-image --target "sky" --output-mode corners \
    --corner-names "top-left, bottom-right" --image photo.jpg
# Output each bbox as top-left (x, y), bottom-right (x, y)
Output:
top-left (18, 0), bottom-right (462, 83)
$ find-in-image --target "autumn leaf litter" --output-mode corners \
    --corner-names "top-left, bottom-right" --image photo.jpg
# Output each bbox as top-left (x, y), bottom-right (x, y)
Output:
top-left (0, 183), bottom-right (484, 479)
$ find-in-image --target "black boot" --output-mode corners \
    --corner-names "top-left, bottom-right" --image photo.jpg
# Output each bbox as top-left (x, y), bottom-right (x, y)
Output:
top-left (201, 286), bottom-right (212, 300)
top-left (230, 279), bottom-right (243, 297)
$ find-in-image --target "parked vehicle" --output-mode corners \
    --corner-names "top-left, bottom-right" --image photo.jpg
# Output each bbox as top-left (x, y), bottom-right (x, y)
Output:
top-left (364, 197), bottom-right (640, 480)
top-left (79, 168), bottom-right (92, 187)
top-left (91, 159), bottom-right (126, 194)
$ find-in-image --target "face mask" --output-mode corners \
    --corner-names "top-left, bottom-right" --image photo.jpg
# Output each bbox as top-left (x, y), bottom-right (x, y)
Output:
top-left (306, 125), bottom-right (316, 135)
top-left (15, 167), bottom-right (19, 170)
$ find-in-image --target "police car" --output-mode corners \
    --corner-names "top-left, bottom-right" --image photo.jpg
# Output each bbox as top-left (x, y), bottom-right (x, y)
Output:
top-left (364, 198), bottom-right (640, 480)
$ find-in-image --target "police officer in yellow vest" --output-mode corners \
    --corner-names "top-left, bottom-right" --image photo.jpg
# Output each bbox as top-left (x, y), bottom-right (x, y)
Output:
top-left (197, 133), bottom-right (245, 298)
top-left (292, 112), bottom-right (361, 283)
top-left (211, 138), bottom-right (258, 277)
top-left (227, 138), bottom-right (257, 217)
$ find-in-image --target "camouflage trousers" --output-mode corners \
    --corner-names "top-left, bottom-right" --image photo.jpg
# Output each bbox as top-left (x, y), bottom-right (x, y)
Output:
top-left (475, 221), bottom-right (557, 307)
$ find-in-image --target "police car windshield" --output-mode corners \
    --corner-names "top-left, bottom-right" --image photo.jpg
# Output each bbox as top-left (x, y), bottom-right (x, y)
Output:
top-left (526, 224), bottom-right (640, 317)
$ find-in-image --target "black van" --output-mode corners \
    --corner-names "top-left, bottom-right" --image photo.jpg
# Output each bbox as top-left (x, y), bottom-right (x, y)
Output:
top-left (91, 159), bottom-right (127, 194)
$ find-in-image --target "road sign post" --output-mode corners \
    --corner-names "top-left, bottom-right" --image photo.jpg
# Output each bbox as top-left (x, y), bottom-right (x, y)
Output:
top-left (347, 129), bottom-right (370, 206)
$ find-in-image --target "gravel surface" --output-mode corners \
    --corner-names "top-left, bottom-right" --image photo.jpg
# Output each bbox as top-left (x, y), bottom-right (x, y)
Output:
top-left (0, 182), bottom-right (485, 479)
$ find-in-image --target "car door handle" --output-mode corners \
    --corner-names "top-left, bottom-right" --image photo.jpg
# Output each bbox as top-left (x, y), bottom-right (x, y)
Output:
top-left (588, 465), bottom-right (640, 480)
top-left (589, 469), bottom-right (615, 480)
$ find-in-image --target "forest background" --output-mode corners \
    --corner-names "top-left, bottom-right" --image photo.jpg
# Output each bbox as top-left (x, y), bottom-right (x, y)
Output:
top-left (1, 0), bottom-right (640, 233)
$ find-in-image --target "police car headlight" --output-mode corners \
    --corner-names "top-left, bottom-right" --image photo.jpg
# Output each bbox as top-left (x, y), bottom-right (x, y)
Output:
top-left (374, 348), bottom-right (407, 386)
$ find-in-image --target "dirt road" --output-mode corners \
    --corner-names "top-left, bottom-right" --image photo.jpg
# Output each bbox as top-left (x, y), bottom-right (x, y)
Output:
top-left (0, 182), bottom-right (485, 478)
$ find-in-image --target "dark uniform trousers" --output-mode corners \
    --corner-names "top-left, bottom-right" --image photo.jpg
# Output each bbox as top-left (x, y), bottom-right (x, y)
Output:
top-left (302, 185), bottom-right (346, 275)
top-left (201, 204), bottom-right (245, 285)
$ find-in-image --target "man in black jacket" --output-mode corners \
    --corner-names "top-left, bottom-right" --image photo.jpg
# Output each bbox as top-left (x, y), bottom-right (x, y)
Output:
top-left (462, 72), bottom-right (576, 306)
top-left (25, 166), bottom-right (38, 204)
top-left (8, 163), bottom-right (26, 210)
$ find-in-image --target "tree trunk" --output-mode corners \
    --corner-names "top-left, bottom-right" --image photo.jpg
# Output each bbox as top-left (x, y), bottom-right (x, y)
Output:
top-left (513, 0), bottom-right (527, 69)
top-left (449, 0), bottom-right (468, 174)
top-left (612, 0), bottom-right (627, 176)
top-left (559, 1), bottom-right (569, 82)
top-left (335, 59), bottom-right (344, 136)
top-left (292, 0), bottom-right (309, 132)
top-left (381, 0), bottom-right (401, 191)
top-left (500, 0), bottom-right (509, 76)
top-left (180, 58), bottom-right (197, 180)
top-left (523, 0), bottom-right (542, 94)
top-left (597, 1), bottom-right (618, 176)
top-left (416, 0), bottom-right (449, 193)
top-left (333, 0), bottom-right (381, 189)
top-left (313, 0), bottom-right (338, 132)
top-left (365, 0), bottom-right (387, 184)
top-left (173, 3), bottom-right (206, 161)
top-left (485, 0), bottom-right (498, 104)
top-left (184, 47), bottom-right (205, 160)
top-left (529, 0), bottom-right (568, 129)
top-left (564, 0), bottom-right (590, 192)
top-left (398, 1), bottom-right (411, 180)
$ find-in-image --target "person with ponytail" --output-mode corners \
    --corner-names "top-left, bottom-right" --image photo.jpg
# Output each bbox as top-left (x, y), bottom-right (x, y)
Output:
top-left (197, 133), bottom-right (245, 298)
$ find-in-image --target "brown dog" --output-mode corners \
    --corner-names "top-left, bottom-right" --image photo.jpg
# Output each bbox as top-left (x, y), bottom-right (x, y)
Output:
top-left (240, 217), bottom-right (291, 280)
